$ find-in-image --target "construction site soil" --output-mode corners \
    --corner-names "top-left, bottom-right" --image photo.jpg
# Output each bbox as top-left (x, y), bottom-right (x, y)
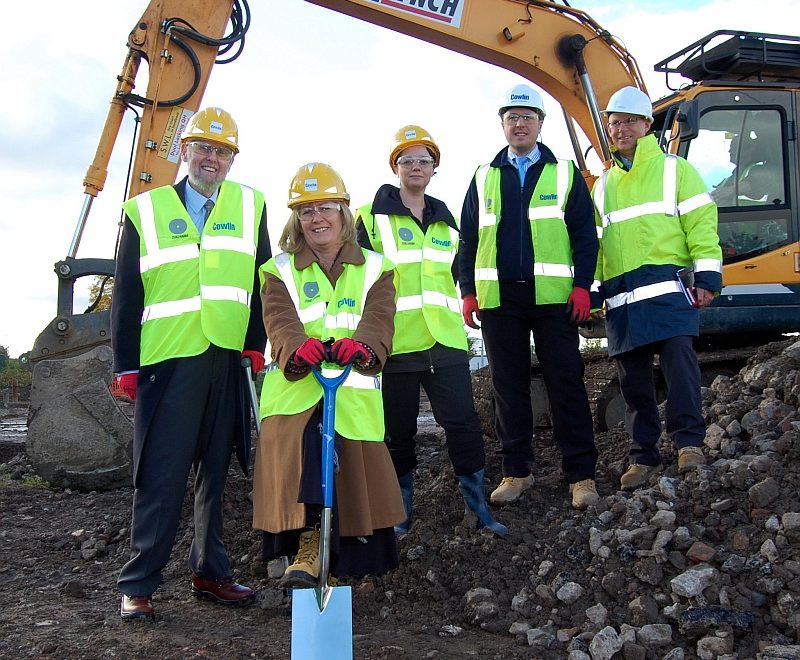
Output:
top-left (2, 339), bottom-right (800, 659)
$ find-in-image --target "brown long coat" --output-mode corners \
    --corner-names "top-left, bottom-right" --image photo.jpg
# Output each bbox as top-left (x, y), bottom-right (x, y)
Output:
top-left (252, 242), bottom-right (405, 537)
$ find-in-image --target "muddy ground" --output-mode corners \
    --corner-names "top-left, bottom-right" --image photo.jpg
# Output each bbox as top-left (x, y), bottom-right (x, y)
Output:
top-left (0, 400), bottom-right (626, 659)
top-left (1, 340), bottom-right (798, 659)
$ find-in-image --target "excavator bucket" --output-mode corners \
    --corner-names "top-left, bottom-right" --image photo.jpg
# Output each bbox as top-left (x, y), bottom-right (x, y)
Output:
top-left (27, 304), bottom-right (133, 491)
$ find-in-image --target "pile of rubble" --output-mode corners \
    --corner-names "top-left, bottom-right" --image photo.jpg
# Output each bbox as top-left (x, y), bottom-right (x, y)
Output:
top-left (368, 339), bottom-right (800, 658)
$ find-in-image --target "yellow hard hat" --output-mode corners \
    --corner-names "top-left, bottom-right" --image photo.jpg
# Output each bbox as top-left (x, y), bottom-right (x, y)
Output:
top-left (287, 163), bottom-right (350, 208)
top-left (181, 107), bottom-right (239, 153)
top-left (389, 125), bottom-right (440, 173)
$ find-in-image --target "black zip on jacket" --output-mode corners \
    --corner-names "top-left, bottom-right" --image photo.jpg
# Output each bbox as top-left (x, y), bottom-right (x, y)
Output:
top-left (458, 143), bottom-right (598, 299)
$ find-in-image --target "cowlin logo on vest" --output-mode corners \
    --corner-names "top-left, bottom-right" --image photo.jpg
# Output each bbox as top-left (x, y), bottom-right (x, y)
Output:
top-left (169, 218), bottom-right (188, 238)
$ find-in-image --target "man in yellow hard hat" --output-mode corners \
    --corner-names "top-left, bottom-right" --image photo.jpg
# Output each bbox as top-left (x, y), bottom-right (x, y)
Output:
top-left (111, 107), bottom-right (272, 620)
top-left (356, 126), bottom-right (507, 538)
top-left (592, 86), bottom-right (722, 490)
top-left (459, 84), bottom-right (600, 510)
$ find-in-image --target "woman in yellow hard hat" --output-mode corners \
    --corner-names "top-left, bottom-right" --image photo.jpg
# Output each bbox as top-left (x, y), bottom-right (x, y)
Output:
top-left (251, 163), bottom-right (405, 587)
top-left (355, 126), bottom-right (508, 538)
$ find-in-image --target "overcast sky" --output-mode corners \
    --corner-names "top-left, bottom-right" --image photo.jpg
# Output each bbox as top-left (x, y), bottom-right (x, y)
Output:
top-left (0, 0), bottom-right (793, 357)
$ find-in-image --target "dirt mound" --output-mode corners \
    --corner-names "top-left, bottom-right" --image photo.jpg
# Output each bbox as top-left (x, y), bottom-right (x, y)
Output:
top-left (1, 339), bottom-right (799, 658)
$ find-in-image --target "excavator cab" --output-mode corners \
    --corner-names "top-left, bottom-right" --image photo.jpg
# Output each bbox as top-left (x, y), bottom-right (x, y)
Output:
top-left (651, 30), bottom-right (800, 341)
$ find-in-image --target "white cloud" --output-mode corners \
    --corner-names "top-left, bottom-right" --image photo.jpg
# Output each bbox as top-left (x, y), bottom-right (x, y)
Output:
top-left (1, 0), bottom-right (792, 357)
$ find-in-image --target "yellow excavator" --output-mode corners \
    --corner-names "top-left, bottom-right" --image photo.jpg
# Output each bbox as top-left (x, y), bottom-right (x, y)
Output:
top-left (26, 0), bottom-right (800, 488)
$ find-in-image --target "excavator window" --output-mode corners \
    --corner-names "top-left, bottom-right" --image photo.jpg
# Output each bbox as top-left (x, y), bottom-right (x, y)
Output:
top-left (683, 107), bottom-right (789, 263)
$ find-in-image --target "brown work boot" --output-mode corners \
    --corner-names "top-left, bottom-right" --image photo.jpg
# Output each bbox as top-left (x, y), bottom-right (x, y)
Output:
top-left (678, 446), bottom-right (706, 472)
top-left (279, 530), bottom-right (320, 589)
top-left (490, 475), bottom-right (535, 505)
top-left (620, 463), bottom-right (662, 491)
top-left (569, 479), bottom-right (600, 510)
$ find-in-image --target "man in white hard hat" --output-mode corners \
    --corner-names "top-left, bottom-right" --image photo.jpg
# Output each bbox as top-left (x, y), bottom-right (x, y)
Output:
top-left (112, 107), bottom-right (272, 620)
top-left (591, 86), bottom-right (722, 490)
top-left (459, 83), bottom-right (600, 510)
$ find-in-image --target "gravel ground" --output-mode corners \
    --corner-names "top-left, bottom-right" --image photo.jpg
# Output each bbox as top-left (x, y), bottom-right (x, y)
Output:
top-left (1, 339), bottom-right (799, 659)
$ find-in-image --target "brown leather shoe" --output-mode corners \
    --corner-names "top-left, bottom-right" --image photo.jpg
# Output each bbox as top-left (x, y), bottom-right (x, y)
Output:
top-left (191, 575), bottom-right (254, 607)
top-left (120, 594), bottom-right (155, 621)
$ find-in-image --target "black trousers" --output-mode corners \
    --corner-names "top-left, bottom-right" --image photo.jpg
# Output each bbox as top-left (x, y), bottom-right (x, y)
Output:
top-left (481, 281), bottom-right (597, 483)
top-left (118, 346), bottom-right (237, 597)
top-left (616, 335), bottom-right (705, 466)
top-left (382, 362), bottom-right (485, 477)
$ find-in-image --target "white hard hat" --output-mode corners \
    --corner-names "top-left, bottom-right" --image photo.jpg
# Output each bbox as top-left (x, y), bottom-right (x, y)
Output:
top-left (604, 86), bottom-right (653, 121)
top-left (499, 84), bottom-right (546, 117)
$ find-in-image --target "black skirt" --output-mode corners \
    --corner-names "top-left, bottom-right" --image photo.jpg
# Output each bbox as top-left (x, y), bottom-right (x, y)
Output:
top-left (261, 405), bottom-right (399, 578)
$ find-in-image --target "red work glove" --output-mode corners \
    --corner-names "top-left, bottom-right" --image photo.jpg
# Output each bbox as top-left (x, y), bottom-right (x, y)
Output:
top-left (330, 338), bottom-right (367, 366)
top-left (114, 373), bottom-right (138, 401)
top-left (566, 287), bottom-right (590, 326)
top-left (241, 350), bottom-right (265, 374)
top-left (462, 294), bottom-right (481, 330)
top-left (294, 338), bottom-right (326, 368)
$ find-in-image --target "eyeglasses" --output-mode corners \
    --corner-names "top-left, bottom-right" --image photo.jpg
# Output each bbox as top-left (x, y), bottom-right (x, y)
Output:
top-left (298, 203), bottom-right (341, 222)
top-left (396, 156), bottom-right (436, 169)
top-left (503, 112), bottom-right (540, 124)
top-left (607, 117), bottom-right (643, 129)
top-left (189, 141), bottom-right (235, 161)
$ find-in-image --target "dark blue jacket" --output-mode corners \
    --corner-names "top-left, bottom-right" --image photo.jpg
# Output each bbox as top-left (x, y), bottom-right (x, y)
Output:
top-left (459, 143), bottom-right (598, 297)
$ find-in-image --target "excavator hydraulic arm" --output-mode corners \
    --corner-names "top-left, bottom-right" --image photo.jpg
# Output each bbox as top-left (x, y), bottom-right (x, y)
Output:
top-left (307, 0), bottom-right (645, 162)
top-left (27, 0), bottom-right (247, 491)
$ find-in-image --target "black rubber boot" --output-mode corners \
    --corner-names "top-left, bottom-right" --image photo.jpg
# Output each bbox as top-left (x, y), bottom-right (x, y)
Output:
top-left (394, 472), bottom-right (413, 539)
top-left (457, 469), bottom-right (509, 537)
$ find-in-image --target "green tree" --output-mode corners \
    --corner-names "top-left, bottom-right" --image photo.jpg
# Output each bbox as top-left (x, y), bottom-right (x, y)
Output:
top-left (86, 275), bottom-right (114, 312)
top-left (0, 356), bottom-right (31, 389)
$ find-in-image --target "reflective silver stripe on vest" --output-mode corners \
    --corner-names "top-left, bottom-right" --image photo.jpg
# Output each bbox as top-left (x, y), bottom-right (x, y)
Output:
top-left (605, 280), bottom-right (682, 310)
top-left (533, 263), bottom-right (574, 278)
top-left (321, 367), bottom-right (381, 390)
top-left (475, 165), bottom-right (496, 229)
top-left (422, 246), bottom-right (454, 263)
top-left (590, 279), bottom-right (601, 293)
top-left (592, 170), bottom-right (608, 223)
top-left (274, 253), bottom-right (300, 306)
top-left (528, 160), bottom-right (569, 221)
top-left (694, 257), bottom-right (723, 274)
top-left (263, 362), bottom-right (381, 390)
top-left (142, 296), bottom-right (201, 322)
top-left (200, 284), bottom-right (251, 306)
top-left (137, 193), bottom-right (200, 273)
top-left (396, 291), bottom-right (460, 313)
top-left (596, 155), bottom-right (679, 227)
top-left (324, 311), bottom-right (362, 331)
top-left (475, 267), bottom-right (498, 282)
top-left (678, 191), bottom-right (713, 216)
top-left (373, 214), bottom-right (401, 262)
top-left (201, 185), bottom-right (257, 256)
top-left (387, 250), bottom-right (421, 264)
top-left (298, 302), bottom-right (327, 325)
